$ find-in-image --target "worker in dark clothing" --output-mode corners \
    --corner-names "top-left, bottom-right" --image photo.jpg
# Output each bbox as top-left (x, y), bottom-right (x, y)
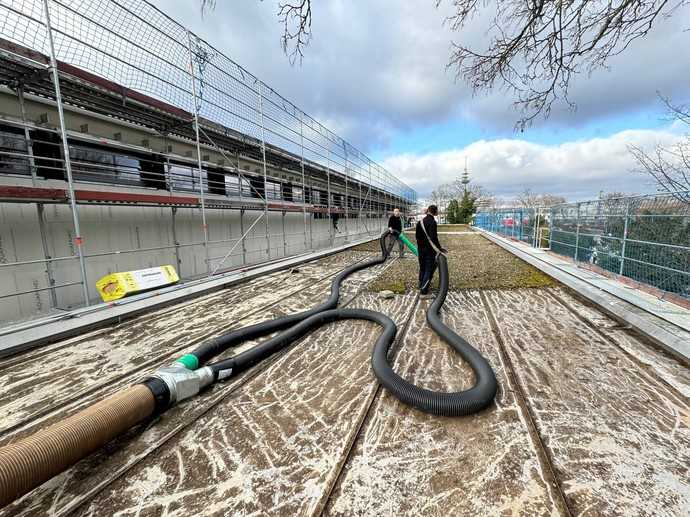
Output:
top-left (387, 208), bottom-right (405, 258)
top-left (415, 205), bottom-right (446, 298)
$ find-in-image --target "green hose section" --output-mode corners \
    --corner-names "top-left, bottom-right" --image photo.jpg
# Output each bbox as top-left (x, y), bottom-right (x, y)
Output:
top-left (175, 353), bottom-right (199, 370)
top-left (398, 232), bottom-right (418, 256)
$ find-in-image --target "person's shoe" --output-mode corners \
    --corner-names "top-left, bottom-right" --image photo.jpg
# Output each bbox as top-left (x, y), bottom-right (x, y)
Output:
top-left (419, 292), bottom-right (434, 300)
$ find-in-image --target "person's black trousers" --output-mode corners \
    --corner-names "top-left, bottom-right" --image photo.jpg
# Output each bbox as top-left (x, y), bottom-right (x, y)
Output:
top-left (418, 251), bottom-right (437, 294)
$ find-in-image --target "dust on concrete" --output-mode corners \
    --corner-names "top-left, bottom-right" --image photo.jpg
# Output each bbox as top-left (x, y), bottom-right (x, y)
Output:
top-left (368, 233), bottom-right (554, 293)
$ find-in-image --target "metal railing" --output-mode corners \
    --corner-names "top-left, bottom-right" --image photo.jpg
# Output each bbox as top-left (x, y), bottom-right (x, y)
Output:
top-left (474, 192), bottom-right (690, 301)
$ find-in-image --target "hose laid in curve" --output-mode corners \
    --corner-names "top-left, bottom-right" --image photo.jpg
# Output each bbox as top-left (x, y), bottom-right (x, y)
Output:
top-left (187, 231), bottom-right (396, 366)
top-left (204, 232), bottom-right (496, 416)
top-left (206, 308), bottom-right (397, 381)
top-left (370, 253), bottom-right (498, 415)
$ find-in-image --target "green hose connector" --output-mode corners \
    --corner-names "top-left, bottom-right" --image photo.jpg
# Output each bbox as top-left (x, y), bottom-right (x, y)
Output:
top-left (398, 232), bottom-right (418, 257)
top-left (175, 353), bottom-right (199, 370)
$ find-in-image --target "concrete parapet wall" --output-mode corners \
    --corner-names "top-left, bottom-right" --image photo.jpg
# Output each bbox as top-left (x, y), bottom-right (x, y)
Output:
top-left (0, 199), bottom-right (385, 323)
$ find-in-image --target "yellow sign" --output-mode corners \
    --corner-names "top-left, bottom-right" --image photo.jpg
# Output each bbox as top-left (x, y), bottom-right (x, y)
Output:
top-left (96, 265), bottom-right (179, 302)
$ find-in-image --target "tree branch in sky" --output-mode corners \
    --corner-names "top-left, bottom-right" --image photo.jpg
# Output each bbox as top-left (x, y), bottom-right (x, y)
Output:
top-left (441, 0), bottom-right (687, 130)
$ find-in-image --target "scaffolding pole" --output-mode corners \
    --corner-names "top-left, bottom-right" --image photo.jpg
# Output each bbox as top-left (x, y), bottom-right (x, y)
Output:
top-left (257, 82), bottom-right (271, 259)
top-left (344, 146), bottom-right (349, 239)
top-left (186, 31), bottom-right (210, 275)
top-left (299, 114), bottom-right (308, 251)
top-left (42, 0), bottom-right (91, 307)
top-left (239, 208), bottom-right (247, 264)
top-left (326, 148), bottom-right (333, 246)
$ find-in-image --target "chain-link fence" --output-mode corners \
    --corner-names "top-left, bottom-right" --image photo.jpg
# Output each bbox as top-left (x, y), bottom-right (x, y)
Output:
top-left (475, 192), bottom-right (690, 300)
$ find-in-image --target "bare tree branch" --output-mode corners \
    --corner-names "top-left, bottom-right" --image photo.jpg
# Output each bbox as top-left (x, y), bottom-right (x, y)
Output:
top-left (199, 1), bottom-right (687, 130)
top-left (200, 1), bottom-right (312, 64)
top-left (628, 97), bottom-right (690, 203)
top-left (514, 187), bottom-right (566, 208)
top-left (441, 0), bottom-right (688, 130)
top-left (200, 0), bottom-right (215, 17)
top-left (278, 0), bottom-right (313, 64)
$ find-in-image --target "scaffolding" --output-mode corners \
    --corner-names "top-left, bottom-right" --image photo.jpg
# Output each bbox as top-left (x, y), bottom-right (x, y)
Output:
top-left (0, 0), bottom-right (416, 324)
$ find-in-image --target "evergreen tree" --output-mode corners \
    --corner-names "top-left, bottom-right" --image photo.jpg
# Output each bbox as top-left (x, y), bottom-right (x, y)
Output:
top-left (446, 199), bottom-right (460, 224)
top-left (458, 190), bottom-right (477, 224)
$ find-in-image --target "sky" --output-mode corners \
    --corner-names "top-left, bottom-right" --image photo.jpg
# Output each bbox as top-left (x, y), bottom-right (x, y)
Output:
top-left (150, 0), bottom-right (690, 202)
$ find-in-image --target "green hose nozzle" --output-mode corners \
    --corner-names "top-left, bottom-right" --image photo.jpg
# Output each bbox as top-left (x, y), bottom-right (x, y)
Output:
top-left (398, 232), bottom-right (418, 256)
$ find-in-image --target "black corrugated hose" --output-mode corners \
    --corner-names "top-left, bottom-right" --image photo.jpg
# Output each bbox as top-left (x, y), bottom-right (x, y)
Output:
top-left (190, 231), bottom-right (396, 366)
top-left (197, 231), bottom-right (498, 416)
top-left (0, 231), bottom-right (498, 509)
top-left (371, 252), bottom-right (497, 415)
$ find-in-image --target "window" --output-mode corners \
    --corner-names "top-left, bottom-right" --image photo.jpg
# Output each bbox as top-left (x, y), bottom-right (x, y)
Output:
top-left (225, 174), bottom-right (254, 198)
top-left (266, 181), bottom-right (281, 200)
top-left (0, 128), bottom-right (30, 176)
top-left (282, 181), bottom-right (294, 202)
top-left (139, 156), bottom-right (166, 189)
top-left (70, 146), bottom-right (142, 186)
top-left (115, 155), bottom-right (142, 185)
top-left (207, 169), bottom-right (226, 195)
top-left (169, 163), bottom-right (205, 192)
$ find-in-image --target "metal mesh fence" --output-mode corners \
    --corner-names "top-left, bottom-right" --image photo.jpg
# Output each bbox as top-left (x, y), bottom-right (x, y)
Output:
top-left (473, 207), bottom-right (546, 248)
top-left (0, 0), bottom-right (415, 324)
top-left (0, 0), bottom-right (415, 202)
top-left (475, 192), bottom-right (690, 300)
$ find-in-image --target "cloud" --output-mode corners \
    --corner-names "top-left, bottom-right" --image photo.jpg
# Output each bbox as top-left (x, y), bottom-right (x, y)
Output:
top-left (149, 0), bottom-right (467, 148)
top-left (383, 126), bottom-right (687, 201)
top-left (151, 0), bottom-right (690, 149)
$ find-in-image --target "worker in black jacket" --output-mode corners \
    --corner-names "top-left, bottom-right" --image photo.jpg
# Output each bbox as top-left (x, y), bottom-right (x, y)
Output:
top-left (415, 205), bottom-right (446, 298)
top-left (387, 208), bottom-right (405, 258)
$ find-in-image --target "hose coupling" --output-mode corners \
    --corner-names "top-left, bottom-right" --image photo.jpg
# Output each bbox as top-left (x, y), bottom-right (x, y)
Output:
top-left (148, 366), bottom-right (214, 407)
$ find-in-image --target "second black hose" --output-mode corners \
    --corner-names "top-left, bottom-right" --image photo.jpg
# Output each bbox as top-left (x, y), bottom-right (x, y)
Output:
top-left (370, 253), bottom-right (498, 416)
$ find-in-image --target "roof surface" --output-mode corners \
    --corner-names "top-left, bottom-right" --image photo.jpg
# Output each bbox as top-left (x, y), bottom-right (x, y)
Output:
top-left (0, 235), bottom-right (688, 516)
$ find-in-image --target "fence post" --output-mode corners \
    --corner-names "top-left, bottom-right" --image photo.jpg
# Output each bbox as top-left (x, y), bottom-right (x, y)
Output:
top-left (42, 0), bottom-right (91, 307)
top-left (548, 207), bottom-right (554, 251)
top-left (186, 31), bottom-right (210, 275)
top-left (619, 199), bottom-right (630, 276)
top-left (574, 203), bottom-right (581, 261)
